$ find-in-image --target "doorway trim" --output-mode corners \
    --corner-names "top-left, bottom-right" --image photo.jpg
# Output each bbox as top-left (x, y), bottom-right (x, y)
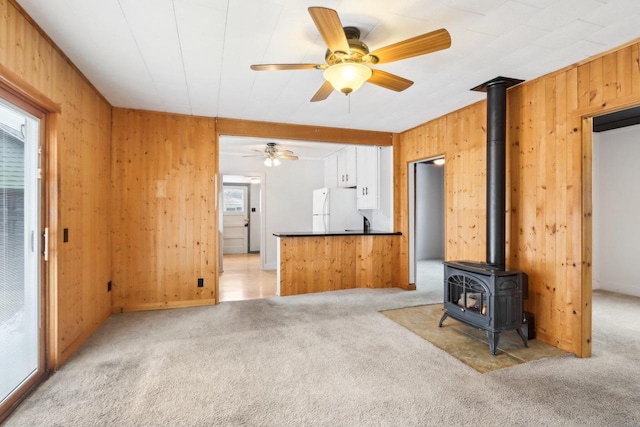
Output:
top-left (577, 101), bottom-right (640, 358)
top-left (0, 67), bottom-right (59, 422)
top-left (221, 173), bottom-right (267, 269)
top-left (407, 155), bottom-right (445, 287)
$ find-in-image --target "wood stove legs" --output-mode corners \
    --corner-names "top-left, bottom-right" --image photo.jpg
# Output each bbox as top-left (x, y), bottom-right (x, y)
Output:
top-left (515, 328), bottom-right (528, 348)
top-left (488, 331), bottom-right (500, 355)
top-left (439, 311), bottom-right (529, 355)
top-left (438, 311), bottom-right (448, 327)
top-left (487, 328), bottom-right (529, 355)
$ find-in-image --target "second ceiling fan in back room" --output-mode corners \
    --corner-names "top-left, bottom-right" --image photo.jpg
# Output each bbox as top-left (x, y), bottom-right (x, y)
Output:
top-left (250, 7), bottom-right (452, 102)
top-left (243, 142), bottom-right (299, 167)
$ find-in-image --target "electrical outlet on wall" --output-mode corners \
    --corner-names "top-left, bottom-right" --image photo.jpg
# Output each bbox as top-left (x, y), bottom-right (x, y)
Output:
top-left (197, 278), bottom-right (204, 287)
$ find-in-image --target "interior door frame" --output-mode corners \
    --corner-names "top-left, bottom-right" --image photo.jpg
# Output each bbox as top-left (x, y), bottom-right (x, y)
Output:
top-left (221, 173), bottom-right (267, 269)
top-left (0, 67), bottom-right (59, 422)
top-left (222, 183), bottom-right (250, 254)
top-left (577, 101), bottom-right (640, 358)
top-left (407, 155), bottom-right (445, 287)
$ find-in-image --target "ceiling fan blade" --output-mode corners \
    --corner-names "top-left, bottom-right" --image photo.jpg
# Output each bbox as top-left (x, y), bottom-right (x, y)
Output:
top-left (278, 154), bottom-right (299, 160)
top-left (369, 28), bottom-right (451, 64)
top-left (368, 69), bottom-right (414, 92)
top-left (310, 80), bottom-right (334, 102)
top-left (251, 64), bottom-right (323, 71)
top-left (279, 149), bottom-right (294, 155)
top-left (308, 7), bottom-right (349, 54)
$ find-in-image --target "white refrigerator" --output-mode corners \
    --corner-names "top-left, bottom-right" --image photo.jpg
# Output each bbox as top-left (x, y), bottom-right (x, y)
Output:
top-left (312, 187), bottom-right (363, 232)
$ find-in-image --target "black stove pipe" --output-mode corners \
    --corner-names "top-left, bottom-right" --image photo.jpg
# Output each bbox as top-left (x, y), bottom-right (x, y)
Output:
top-left (471, 76), bottom-right (523, 270)
top-left (486, 81), bottom-right (507, 269)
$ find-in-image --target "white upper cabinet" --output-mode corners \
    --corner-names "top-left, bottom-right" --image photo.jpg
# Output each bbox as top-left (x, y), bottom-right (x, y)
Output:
top-left (356, 146), bottom-right (379, 210)
top-left (337, 146), bottom-right (357, 188)
top-left (324, 154), bottom-right (338, 188)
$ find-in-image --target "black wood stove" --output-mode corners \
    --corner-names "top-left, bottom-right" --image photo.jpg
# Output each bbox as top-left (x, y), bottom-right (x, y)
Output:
top-left (439, 261), bottom-right (528, 355)
top-left (438, 76), bottom-right (529, 355)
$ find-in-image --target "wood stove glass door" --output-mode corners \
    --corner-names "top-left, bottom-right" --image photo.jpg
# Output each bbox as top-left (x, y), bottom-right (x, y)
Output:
top-left (447, 274), bottom-right (488, 317)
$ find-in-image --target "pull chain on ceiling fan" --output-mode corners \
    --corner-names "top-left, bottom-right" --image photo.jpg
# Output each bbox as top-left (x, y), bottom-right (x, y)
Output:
top-left (250, 7), bottom-right (451, 102)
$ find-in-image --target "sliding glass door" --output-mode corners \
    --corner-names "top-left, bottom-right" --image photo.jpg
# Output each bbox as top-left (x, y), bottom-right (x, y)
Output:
top-left (0, 98), bottom-right (42, 413)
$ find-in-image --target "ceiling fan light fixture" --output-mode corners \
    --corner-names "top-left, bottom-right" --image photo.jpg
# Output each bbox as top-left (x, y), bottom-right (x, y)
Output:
top-left (264, 156), bottom-right (281, 167)
top-left (323, 62), bottom-right (372, 95)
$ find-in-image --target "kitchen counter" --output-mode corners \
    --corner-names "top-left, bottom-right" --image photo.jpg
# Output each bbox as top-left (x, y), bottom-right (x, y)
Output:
top-left (273, 230), bottom-right (402, 237)
top-left (275, 231), bottom-right (402, 296)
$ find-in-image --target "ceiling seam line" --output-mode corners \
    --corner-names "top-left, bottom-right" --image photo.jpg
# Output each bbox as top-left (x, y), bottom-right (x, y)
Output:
top-left (247, 4), bottom-right (287, 102)
top-left (116, 0), bottom-right (160, 107)
top-left (172, 0), bottom-right (192, 115)
top-left (215, 0), bottom-right (231, 116)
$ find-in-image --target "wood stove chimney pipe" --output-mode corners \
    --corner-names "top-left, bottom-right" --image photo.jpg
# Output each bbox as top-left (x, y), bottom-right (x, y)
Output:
top-left (471, 76), bottom-right (524, 270)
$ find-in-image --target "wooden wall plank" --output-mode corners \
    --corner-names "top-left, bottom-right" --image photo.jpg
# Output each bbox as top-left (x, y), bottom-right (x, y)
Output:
top-left (391, 133), bottom-right (410, 288)
top-left (577, 63), bottom-right (590, 111)
top-left (111, 109), bottom-right (217, 312)
top-left (588, 58), bottom-right (604, 108)
top-left (554, 71), bottom-right (570, 349)
top-left (602, 52), bottom-right (617, 102)
top-left (615, 46), bottom-right (632, 98)
top-left (326, 236), bottom-right (357, 290)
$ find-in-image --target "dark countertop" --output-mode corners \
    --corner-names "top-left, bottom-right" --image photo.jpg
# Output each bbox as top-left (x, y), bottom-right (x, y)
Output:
top-left (273, 230), bottom-right (402, 237)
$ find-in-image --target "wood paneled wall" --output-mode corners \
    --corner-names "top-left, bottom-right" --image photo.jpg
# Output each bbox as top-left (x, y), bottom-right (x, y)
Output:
top-left (111, 109), bottom-right (218, 312)
top-left (1, 0), bottom-right (112, 367)
top-left (278, 235), bottom-right (400, 296)
top-left (395, 40), bottom-right (640, 357)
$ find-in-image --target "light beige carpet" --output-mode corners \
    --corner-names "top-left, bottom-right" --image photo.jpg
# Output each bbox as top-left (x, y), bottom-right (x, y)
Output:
top-left (5, 289), bottom-right (640, 426)
top-left (381, 303), bottom-right (568, 373)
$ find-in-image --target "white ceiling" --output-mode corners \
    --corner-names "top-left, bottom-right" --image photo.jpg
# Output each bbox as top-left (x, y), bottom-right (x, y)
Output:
top-left (16, 0), bottom-right (640, 134)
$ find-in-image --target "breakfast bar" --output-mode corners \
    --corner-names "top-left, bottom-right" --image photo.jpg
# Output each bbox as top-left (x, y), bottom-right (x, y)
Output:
top-left (273, 230), bottom-right (402, 296)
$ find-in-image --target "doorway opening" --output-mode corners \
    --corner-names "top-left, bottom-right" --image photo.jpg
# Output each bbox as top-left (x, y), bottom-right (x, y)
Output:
top-left (219, 174), bottom-right (275, 302)
top-left (592, 121), bottom-right (640, 298)
top-left (592, 111), bottom-right (640, 297)
top-left (408, 156), bottom-right (445, 294)
top-left (0, 98), bottom-right (45, 418)
top-left (222, 182), bottom-right (250, 255)
top-left (590, 106), bottom-right (640, 356)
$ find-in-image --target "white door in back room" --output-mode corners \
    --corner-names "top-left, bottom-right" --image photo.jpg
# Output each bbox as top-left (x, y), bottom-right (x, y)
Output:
top-left (222, 185), bottom-right (249, 254)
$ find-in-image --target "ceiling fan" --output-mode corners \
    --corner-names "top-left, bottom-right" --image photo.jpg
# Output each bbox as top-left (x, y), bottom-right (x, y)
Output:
top-left (250, 7), bottom-right (451, 102)
top-left (244, 142), bottom-right (299, 167)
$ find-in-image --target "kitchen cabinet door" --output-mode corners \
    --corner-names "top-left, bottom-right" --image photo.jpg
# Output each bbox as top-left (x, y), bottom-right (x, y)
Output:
top-left (356, 146), bottom-right (379, 209)
top-left (337, 146), bottom-right (357, 188)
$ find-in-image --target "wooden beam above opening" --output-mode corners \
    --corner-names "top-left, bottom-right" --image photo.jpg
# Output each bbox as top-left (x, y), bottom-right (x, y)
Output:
top-left (216, 117), bottom-right (394, 146)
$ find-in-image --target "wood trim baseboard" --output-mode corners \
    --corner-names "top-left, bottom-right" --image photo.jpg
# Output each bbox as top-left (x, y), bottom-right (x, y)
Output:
top-left (113, 299), bottom-right (217, 314)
